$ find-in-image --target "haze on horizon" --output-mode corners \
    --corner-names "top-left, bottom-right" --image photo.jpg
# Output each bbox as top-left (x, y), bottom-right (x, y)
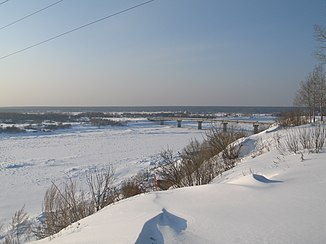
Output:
top-left (0, 0), bottom-right (325, 107)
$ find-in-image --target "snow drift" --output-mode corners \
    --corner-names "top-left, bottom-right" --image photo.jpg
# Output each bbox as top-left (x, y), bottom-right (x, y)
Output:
top-left (30, 124), bottom-right (326, 244)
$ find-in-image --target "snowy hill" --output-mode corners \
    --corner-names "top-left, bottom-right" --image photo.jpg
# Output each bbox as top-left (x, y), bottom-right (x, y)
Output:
top-left (31, 125), bottom-right (326, 244)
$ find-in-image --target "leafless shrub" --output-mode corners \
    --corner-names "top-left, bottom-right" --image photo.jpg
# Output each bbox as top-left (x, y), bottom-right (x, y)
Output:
top-left (273, 133), bottom-right (281, 148)
top-left (311, 124), bottom-right (326, 153)
top-left (157, 138), bottom-right (224, 188)
top-left (277, 109), bottom-right (306, 127)
top-left (276, 138), bottom-right (287, 156)
top-left (221, 142), bottom-right (243, 170)
top-left (86, 166), bottom-right (118, 211)
top-left (283, 129), bottom-right (299, 154)
top-left (298, 127), bottom-right (312, 150)
top-left (206, 126), bottom-right (245, 170)
top-left (180, 139), bottom-right (206, 186)
top-left (196, 156), bottom-right (224, 184)
top-left (119, 169), bottom-right (152, 198)
top-left (277, 125), bottom-right (325, 155)
top-left (157, 126), bottom-right (245, 188)
top-left (158, 149), bottom-right (186, 188)
top-left (120, 179), bottom-right (143, 199)
top-left (35, 179), bottom-right (93, 238)
top-left (1, 206), bottom-right (31, 244)
top-left (32, 166), bottom-right (118, 239)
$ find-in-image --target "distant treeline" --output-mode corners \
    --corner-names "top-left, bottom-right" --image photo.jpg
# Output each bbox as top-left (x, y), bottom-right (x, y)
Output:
top-left (0, 112), bottom-right (72, 124)
top-left (0, 111), bottom-right (217, 124)
top-left (0, 112), bottom-right (129, 133)
top-left (0, 112), bottom-right (118, 124)
top-left (0, 123), bottom-right (72, 134)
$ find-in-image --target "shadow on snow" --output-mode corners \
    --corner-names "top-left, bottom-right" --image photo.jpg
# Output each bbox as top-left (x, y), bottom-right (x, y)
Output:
top-left (253, 174), bottom-right (283, 183)
top-left (135, 208), bottom-right (187, 244)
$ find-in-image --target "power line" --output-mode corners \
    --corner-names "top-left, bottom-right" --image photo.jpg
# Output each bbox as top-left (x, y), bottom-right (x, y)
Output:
top-left (0, 0), bottom-right (64, 31)
top-left (0, 0), bottom-right (156, 61)
top-left (0, 0), bottom-right (9, 6)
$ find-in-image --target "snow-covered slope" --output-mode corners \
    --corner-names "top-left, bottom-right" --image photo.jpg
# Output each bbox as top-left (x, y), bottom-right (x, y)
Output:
top-left (0, 120), bottom-right (204, 227)
top-left (31, 125), bottom-right (326, 244)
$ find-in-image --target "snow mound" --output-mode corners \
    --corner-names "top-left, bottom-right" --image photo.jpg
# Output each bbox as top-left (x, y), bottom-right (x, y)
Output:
top-left (227, 173), bottom-right (282, 187)
top-left (252, 174), bottom-right (282, 183)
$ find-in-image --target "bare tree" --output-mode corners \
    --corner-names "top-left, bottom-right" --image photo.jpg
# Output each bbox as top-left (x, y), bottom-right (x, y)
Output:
top-left (294, 78), bottom-right (314, 122)
top-left (314, 25), bottom-right (326, 63)
top-left (294, 65), bottom-right (326, 122)
top-left (313, 64), bottom-right (326, 121)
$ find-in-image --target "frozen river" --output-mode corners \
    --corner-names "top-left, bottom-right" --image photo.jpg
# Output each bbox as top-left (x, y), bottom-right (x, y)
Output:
top-left (0, 119), bottom-right (204, 226)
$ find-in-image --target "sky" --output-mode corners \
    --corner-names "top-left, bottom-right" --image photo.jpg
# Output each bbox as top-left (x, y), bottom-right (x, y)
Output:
top-left (0, 0), bottom-right (325, 107)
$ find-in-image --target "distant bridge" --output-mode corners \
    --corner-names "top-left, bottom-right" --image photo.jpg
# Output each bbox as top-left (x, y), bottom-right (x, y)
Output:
top-left (147, 117), bottom-right (275, 134)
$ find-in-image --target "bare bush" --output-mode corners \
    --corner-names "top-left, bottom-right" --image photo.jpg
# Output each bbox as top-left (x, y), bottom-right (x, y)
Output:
top-left (196, 156), bottom-right (224, 184)
top-left (277, 125), bottom-right (326, 155)
top-left (33, 166), bottom-right (118, 239)
top-left (206, 126), bottom-right (245, 170)
top-left (298, 127), bottom-right (312, 150)
top-left (120, 179), bottom-right (143, 199)
top-left (35, 179), bottom-right (93, 238)
top-left (119, 170), bottom-right (153, 197)
top-left (157, 126), bottom-right (245, 188)
top-left (86, 166), bottom-right (118, 211)
top-left (193, 142), bottom-right (222, 184)
top-left (157, 139), bottom-right (224, 188)
top-left (284, 129), bottom-right (300, 154)
top-left (277, 109), bottom-right (306, 127)
top-left (311, 124), bottom-right (326, 153)
top-left (158, 149), bottom-right (186, 188)
top-left (1, 206), bottom-right (31, 244)
top-left (180, 139), bottom-right (206, 186)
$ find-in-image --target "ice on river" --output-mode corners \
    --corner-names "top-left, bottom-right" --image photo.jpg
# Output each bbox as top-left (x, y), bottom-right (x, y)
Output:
top-left (0, 120), bottom-right (204, 226)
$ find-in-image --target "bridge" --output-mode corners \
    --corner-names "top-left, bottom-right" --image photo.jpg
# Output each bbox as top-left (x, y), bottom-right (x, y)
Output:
top-left (148, 117), bottom-right (274, 134)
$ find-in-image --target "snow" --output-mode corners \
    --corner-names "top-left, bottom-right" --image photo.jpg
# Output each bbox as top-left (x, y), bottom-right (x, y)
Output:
top-left (1, 117), bottom-right (325, 243)
top-left (27, 124), bottom-right (326, 244)
top-left (0, 120), bottom-right (204, 227)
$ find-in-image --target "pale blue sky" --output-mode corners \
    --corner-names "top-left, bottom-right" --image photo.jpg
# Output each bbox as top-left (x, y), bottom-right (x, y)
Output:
top-left (1, 0), bottom-right (325, 106)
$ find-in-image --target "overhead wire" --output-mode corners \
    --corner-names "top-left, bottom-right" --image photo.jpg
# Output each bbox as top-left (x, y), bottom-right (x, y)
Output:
top-left (0, 0), bottom-right (64, 31)
top-left (0, 0), bottom-right (156, 61)
top-left (0, 0), bottom-right (10, 6)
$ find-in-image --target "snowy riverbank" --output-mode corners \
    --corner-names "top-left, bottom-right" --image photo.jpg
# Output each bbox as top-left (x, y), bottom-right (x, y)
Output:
top-left (0, 120), bottom-right (205, 228)
top-left (28, 123), bottom-right (326, 243)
